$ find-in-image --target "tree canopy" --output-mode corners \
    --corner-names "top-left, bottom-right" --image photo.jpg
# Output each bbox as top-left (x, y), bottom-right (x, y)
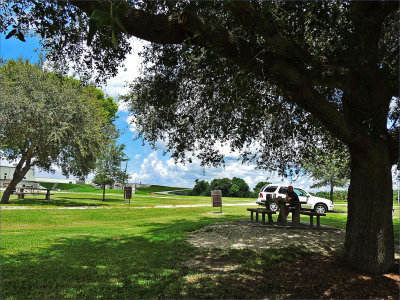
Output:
top-left (0, 59), bottom-right (115, 203)
top-left (92, 142), bottom-right (129, 201)
top-left (190, 179), bottom-right (211, 196)
top-left (210, 178), bottom-right (232, 197)
top-left (2, 0), bottom-right (399, 274)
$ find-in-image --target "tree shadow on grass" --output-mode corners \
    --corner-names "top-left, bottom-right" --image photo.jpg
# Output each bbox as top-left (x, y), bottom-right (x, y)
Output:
top-left (1, 216), bottom-right (256, 299)
top-left (5, 198), bottom-right (108, 207)
top-left (1, 235), bottom-right (188, 299)
top-left (1, 217), bottom-right (399, 299)
top-left (55, 196), bottom-right (124, 205)
top-left (5, 197), bottom-right (124, 207)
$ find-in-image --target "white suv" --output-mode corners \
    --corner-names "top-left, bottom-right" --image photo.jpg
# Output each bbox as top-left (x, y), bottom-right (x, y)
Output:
top-left (256, 184), bottom-right (334, 214)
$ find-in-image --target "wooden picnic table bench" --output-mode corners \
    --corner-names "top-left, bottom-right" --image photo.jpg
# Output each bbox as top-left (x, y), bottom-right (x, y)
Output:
top-left (248, 205), bottom-right (327, 227)
top-left (15, 188), bottom-right (54, 200)
top-left (247, 208), bottom-right (276, 225)
top-left (265, 197), bottom-right (328, 227)
top-left (299, 211), bottom-right (326, 227)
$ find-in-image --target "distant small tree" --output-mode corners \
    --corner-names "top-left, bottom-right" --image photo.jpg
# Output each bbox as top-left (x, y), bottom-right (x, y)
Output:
top-left (302, 148), bottom-right (350, 202)
top-left (92, 142), bottom-right (129, 201)
top-left (229, 177), bottom-right (250, 198)
top-left (210, 178), bottom-right (232, 197)
top-left (253, 181), bottom-right (272, 193)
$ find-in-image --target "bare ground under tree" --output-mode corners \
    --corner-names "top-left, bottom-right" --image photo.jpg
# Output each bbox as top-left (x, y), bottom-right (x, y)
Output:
top-left (185, 220), bottom-right (399, 299)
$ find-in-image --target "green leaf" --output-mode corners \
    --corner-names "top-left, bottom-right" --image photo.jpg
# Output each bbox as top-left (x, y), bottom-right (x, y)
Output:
top-left (113, 15), bottom-right (129, 35)
top-left (91, 8), bottom-right (110, 24)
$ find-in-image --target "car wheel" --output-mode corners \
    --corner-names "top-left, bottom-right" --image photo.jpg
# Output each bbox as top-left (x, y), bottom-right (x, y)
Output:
top-left (269, 202), bottom-right (278, 212)
top-left (314, 203), bottom-right (327, 214)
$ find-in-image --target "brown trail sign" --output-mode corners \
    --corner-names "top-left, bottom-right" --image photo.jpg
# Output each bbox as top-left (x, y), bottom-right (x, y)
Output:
top-left (124, 186), bottom-right (132, 204)
top-left (211, 190), bottom-right (222, 213)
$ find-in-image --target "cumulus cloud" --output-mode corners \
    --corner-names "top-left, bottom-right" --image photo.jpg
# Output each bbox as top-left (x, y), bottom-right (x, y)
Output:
top-left (126, 115), bottom-right (137, 134)
top-left (102, 38), bottom-right (149, 111)
top-left (128, 150), bottom-right (322, 191)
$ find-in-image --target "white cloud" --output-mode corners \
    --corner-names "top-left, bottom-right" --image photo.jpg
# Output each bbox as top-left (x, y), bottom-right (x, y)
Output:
top-left (126, 115), bottom-right (137, 134)
top-left (128, 150), bottom-right (321, 191)
top-left (134, 154), bottom-right (142, 160)
top-left (103, 38), bottom-right (149, 112)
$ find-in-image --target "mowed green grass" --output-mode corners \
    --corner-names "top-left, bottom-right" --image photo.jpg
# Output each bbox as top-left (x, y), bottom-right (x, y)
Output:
top-left (1, 194), bottom-right (399, 299)
top-left (2, 192), bottom-right (256, 208)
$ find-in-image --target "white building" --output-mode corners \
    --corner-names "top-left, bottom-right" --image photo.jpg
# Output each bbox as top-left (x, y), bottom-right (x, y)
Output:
top-left (0, 166), bottom-right (76, 189)
top-left (0, 166), bottom-right (36, 188)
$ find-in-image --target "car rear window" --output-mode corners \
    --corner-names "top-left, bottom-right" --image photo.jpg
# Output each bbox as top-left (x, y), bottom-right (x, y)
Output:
top-left (263, 186), bottom-right (278, 192)
top-left (279, 187), bottom-right (288, 194)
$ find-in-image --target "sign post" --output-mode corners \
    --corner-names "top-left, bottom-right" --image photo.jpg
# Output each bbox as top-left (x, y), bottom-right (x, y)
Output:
top-left (211, 190), bottom-right (222, 213)
top-left (124, 186), bottom-right (132, 204)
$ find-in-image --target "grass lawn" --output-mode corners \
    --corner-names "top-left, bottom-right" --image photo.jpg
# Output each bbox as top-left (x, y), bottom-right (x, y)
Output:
top-left (1, 193), bottom-right (256, 208)
top-left (1, 193), bottom-right (399, 299)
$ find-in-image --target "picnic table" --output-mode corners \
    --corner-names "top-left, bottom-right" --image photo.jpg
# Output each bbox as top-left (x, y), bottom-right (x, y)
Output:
top-left (14, 187), bottom-right (54, 200)
top-left (249, 195), bottom-right (326, 227)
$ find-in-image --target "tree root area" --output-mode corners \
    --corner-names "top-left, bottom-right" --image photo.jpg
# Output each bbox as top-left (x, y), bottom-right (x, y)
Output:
top-left (268, 255), bottom-right (399, 299)
top-left (185, 221), bottom-right (399, 299)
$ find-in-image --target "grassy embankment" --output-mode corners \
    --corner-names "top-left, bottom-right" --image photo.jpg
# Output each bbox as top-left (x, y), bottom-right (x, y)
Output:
top-left (1, 192), bottom-right (399, 298)
top-left (38, 183), bottom-right (189, 195)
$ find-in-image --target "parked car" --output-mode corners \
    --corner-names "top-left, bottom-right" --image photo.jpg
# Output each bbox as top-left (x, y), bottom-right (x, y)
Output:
top-left (256, 184), bottom-right (334, 213)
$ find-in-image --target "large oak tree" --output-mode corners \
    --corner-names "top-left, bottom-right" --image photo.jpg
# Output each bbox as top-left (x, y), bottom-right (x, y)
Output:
top-left (2, 1), bottom-right (398, 273)
top-left (0, 59), bottom-right (115, 203)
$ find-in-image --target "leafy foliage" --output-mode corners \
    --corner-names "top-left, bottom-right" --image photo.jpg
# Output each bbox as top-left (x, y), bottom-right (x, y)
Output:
top-left (301, 144), bottom-right (350, 201)
top-left (230, 177), bottom-right (250, 198)
top-left (190, 179), bottom-right (211, 196)
top-left (1, 0), bottom-right (132, 83)
top-left (193, 177), bottom-right (251, 198)
top-left (0, 59), bottom-right (109, 177)
top-left (210, 178), bottom-right (232, 197)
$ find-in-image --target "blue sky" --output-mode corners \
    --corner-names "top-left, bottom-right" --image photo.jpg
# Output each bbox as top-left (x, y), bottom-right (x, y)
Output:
top-left (0, 33), bottom-right (330, 191)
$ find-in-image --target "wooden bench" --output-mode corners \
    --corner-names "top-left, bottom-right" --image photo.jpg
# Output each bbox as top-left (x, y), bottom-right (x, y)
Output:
top-left (15, 192), bottom-right (54, 200)
top-left (247, 208), bottom-right (276, 225)
top-left (300, 211), bottom-right (326, 227)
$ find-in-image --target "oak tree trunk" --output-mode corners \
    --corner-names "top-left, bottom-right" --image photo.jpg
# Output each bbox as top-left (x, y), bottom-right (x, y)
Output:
top-left (102, 185), bottom-right (106, 201)
top-left (1, 160), bottom-right (31, 204)
top-left (344, 144), bottom-right (395, 273)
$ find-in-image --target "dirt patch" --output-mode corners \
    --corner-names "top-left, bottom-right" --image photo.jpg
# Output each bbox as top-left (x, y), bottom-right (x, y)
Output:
top-left (187, 220), bottom-right (345, 255)
top-left (271, 255), bottom-right (400, 299)
top-left (184, 220), bottom-right (400, 299)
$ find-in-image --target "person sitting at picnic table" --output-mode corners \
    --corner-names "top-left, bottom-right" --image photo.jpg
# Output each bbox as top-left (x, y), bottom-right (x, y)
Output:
top-left (285, 185), bottom-right (300, 216)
